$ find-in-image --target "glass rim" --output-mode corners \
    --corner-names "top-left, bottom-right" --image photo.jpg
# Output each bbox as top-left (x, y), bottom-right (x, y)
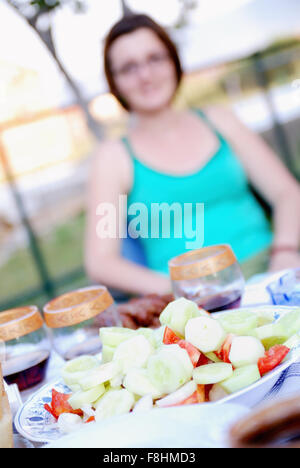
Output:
top-left (43, 285), bottom-right (114, 328)
top-left (168, 244), bottom-right (237, 280)
top-left (0, 306), bottom-right (44, 341)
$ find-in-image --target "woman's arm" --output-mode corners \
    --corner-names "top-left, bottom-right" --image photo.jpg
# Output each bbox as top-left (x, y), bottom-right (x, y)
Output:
top-left (84, 141), bottom-right (171, 295)
top-left (206, 106), bottom-right (300, 271)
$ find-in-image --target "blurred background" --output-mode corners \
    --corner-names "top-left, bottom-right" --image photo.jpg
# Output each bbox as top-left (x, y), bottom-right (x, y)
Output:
top-left (0, 0), bottom-right (299, 310)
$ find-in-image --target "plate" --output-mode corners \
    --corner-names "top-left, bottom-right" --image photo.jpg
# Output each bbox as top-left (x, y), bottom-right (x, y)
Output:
top-left (44, 402), bottom-right (249, 448)
top-left (15, 305), bottom-right (300, 445)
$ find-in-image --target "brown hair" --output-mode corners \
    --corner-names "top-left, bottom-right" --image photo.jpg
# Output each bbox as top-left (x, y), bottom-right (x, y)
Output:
top-left (103, 14), bottom-right (183, 111)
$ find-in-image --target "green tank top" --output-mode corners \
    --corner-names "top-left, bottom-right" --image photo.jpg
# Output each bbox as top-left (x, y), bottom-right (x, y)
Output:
top-left (121, 108), bottom-right (273, 274)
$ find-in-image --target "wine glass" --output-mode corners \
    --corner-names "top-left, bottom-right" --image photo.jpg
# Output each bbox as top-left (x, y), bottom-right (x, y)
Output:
top-left (168, 244), bottom-right (245, 312)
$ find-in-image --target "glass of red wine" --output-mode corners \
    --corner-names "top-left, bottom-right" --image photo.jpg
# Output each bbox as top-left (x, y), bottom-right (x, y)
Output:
top-left (0, 306), bottom-right (51, 391)
top-left (43, 286), bottom-right (121, 361)
top-left (168, 244), bottom-right (245, 312)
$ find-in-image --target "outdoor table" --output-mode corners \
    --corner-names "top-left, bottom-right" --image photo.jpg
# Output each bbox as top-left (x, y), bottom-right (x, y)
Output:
top-left (12, 270), bottom-right (295, 448)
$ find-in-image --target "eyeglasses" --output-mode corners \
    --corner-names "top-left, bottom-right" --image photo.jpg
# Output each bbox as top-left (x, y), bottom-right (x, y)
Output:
top-left (112, 51), bottom-right (171, 79)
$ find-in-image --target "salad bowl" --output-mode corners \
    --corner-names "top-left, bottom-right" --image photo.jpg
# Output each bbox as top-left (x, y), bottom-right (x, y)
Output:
top-left (14, 305), bottom-right (300, 445)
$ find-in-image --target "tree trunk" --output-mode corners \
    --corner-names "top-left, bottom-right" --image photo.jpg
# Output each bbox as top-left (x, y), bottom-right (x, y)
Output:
top-left (37, 24), bottom-right (103, 139)
top-left (120, 0), bottom-right (134, 17)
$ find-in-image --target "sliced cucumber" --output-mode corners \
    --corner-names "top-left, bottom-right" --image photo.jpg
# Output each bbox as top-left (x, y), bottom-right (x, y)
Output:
top-left (253, 323), bottom-right (286, 349)
top-left (208, 384), bottom-right (229, 402)
top-left (147, 344), bottom-right (193, 394)
top-left (79, 361), bottom-right (121, 390)
top-left (283, 333), bottom-right (300, 350)
top-left (123, 367), bottom-right (163, 399)
top-left (219, 364), bottom-right (261, 394)
top-left (95, 389), bottom-right (135, 421)
top-left (156, 380), bottom-right (197, 408)
top-left (159, 297), bottom-right (201, 336)
top-left (99, 327), bottom-right (135, 347)
top-left (101, 345), bottom-right (115, 364)
top-left (135, 328), bottom-right (157, 348)
top-left (153, 325), bottom-right (166, 347)
top-left (204, 352), bottom-right (222, 363)
top-left (61, 355), bottom-right (100, 387)
top-left (109, 373), bottom-right (124, 388)
top-left (229, 336), bottom-right (265, 368)
top-left (133, 394), bottom-right (153, 413)
top-left (113, 335), bottom-right (154, 373)
top-left (68, 383), bottom-right (106, 410)
top-left (185, 316), bottom-right (226, 353)
top-left (276, 309), bottom-right (300, 340)
top-left (216, 310), bottom-right (258, 335)
top-left (254, 308), bottom-right (275, 327)
top-left (193, 363), bottom-right (233, 385)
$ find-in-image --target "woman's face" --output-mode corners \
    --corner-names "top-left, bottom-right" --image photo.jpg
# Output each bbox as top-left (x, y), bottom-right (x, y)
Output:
top-left (108, 28), bottom-right (178, 114)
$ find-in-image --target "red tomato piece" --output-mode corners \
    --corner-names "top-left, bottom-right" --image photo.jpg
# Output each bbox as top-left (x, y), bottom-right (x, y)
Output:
top-left (163, 326), bottom-right (180, 344)
top-left (44, 389), bottom-right (83, 420)
top-left (258, 345), bottom-right (290, 376)
top-left (196, 353), bottom-right (210, 367)
top-left (196, 384), bottom-right (205, 403)
top-left (177, 340), bottom-right (201, 367)
top-left (85, 416), bottom-right (95, 423)
top-left (204, 384), bottom-right (213, 402)
top-left (215, 334), bottom-right (234, 363)
top-left (44, 403), bottom-right (57, 420)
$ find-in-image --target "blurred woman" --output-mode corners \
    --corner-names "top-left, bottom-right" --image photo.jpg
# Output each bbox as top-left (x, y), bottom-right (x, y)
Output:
top-left (85, 14), bottom-right (300, 296)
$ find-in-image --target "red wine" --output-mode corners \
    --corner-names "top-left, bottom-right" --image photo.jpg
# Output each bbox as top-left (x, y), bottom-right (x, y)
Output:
top-left (2, 349), bottom-right (50, 391)
top-left (185, 290), bottom-right (242, 313)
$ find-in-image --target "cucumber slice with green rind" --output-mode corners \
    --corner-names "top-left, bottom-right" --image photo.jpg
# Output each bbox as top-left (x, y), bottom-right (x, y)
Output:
top-left (94, 389), bottom-right (135, 420)
top-left (61, 355), bottom-right (100, 387)
top-left (79, 361), bottom-right (121, 390)
top-left (68, 383), bottom-right (106, 410)
top-left (135, 328), bottom-right (157, 347)
top-left (253, 323), bottom-right (287, 349)
top-left (113, 335), bottom-right (154, 373)
top-left (159, 298), bottom-right (202, 336)
top-left (219, 364), bottom-right (261, 394)
top-left (101, 345), bottom-right (115, 363)
top-left (215, 310), bottom-right (258, 335)
top-left (147, 344), bottom-right (193, 394)
top-left (229, 336), bottom-right (265, 368)
top-left (99, 327), bottom-right (135, 347)
top-left (193, 363), bottom-right (233, 384)
top-left (276, 309), bottom-right (300, 340)
top-left (123, 367), bottom-right (163, 399)
top-left (185, 316), bottom-right (226, 353)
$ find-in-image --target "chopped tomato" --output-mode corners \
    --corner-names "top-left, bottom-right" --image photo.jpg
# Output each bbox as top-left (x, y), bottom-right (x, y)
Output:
top-left (204, 384), bottom-right (213, 402)
top-left (43, 403), bottom-right (57, 420)
top-left (196, 353), bottom-right (210, 367)
top-left (44, 389), bottom-right (83, 420)
top-left (169, 385), bottom-right (205, 407)
top-left (85, 416), bottom-right (95, 423)
top-left (258, 345), bottom-right (290, 376)
top-left (216, 334), bottom-right (234, 363)
top-left (177, 340), bottom-right (201, 367)
top-left (196, 384), bottom-right (205, 403)
top-left (163, 326), bottom-right (181, 344)
top-left (163, 327), bottom-right (201, 367)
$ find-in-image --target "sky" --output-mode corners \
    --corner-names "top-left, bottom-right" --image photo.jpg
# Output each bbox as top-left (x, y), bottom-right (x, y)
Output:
top-left (0, 0), bottom-right (300, 104)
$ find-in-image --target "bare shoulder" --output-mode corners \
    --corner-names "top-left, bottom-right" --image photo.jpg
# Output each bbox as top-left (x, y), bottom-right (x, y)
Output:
top-left (91, 137), bottom-right (133, 190)
top-left (203, 104), bottom-right (247, 136)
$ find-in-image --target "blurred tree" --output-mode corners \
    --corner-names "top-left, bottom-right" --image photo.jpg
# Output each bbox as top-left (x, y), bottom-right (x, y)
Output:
top-left (120, 0), bottom-right (133, 17)
top-left (5, 0), bottom-right (103, 139)
top-left (174, 0), bottom-right (197, 28)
